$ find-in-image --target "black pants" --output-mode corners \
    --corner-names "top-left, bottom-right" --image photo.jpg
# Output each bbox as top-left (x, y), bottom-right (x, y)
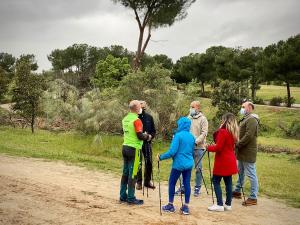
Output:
top-left (213, 175), bottom-right (233, 206)
top-left (137, 142), bottom-right (153, 186)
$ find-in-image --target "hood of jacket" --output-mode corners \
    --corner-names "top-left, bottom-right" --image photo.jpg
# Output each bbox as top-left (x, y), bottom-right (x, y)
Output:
top-left (251, 113), bottom-right (260, 122)
top-left (242, 113), bottom-right (260, 123)
top-left (177, 117), bottom-right (191, 132)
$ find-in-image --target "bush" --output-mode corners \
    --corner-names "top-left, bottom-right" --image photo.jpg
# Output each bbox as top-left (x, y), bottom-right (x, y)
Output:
top-left (184, 80), bottom-right (201, 97)
top-left (279, 120), bottom-right (300, 139)
top-left (93, 54), bottom-right (131, 90)
top-left (269, 96), bottom-right (283, 106)
top-left (119, 65), bottom-right (183, 136)
top-left (254, 97), bottom-right (265, 105)
top-left (211, 80), bottom-right (242, 119)
top-left (283, 96), bottom-right (296, 106)
top-left (289, 121), bottom-right (300, 138)
top-left (200, 91), bottom-right (212, 98)
top-left (76, 91), bottom-right (127, 134)
top-left (41, 79), bottom-right (79, 129)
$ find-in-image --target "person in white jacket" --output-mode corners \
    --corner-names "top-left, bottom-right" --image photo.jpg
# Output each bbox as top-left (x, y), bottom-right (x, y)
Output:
top-left (175, 101), bottom-right (208, 197)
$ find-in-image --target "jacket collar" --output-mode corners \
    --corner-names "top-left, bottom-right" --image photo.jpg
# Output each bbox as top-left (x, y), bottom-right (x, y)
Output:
top-left (191, 112), bottom-right (203, 119)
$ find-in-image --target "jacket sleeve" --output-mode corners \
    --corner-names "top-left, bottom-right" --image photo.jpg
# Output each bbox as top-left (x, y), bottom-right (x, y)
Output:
top-left (134, 119), bottom-right (149, 141)
top-left (149, 114), bottom-right (156, 139)
top-left (195, 116), bottom-right (208, 144)
top-left (207, 129), bottom-right (226, 152)
top-left (236, 118), bottom-right (258, 149)
top-left (159, 134), bottom-right (180, 161)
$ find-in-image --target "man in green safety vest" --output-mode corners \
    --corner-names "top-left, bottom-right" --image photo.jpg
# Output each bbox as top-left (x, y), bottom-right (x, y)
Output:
top-left (119, 100), bottom-right (151, 205)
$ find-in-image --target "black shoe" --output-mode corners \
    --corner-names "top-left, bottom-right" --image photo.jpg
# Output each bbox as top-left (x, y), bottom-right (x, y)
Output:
top-left (119, 198), bottom-right (127, 203)
top-left (136, 183), bottom-right (142, 190)
top-left (144, 181), bottom-right (156, 189)
top-left (128, 198), bottom-right (144, 205)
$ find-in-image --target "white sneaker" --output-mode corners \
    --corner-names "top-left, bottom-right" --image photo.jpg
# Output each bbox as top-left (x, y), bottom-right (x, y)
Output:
top-left (224, 204), bottom-right (232, 211)
top-left (208, 204), bottom-right (224, 212)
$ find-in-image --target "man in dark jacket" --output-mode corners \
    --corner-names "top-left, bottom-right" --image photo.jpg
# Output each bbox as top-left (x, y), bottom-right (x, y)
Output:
top-left (233, 101), bottom-right (259, 206)
top-left (136, 101), bottom-right (156, 190)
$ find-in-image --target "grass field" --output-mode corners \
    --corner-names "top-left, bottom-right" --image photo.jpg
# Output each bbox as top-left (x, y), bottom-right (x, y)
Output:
top-left (0, 126), bottom-right (299, 207)
top-left (204, 84), bottom-right (300, 104)
top-left (256, 85), bottom-right (300, 104)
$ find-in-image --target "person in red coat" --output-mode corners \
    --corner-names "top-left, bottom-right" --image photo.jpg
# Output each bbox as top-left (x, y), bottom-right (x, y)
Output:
top-left (207, 113), bottom-right (239, 212)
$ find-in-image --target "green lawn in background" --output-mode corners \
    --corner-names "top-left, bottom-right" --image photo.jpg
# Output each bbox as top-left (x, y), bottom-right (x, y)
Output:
top-left (0, 126), bottom-right (299, 207)
top-left (255, 85), bottom-right (300, 104)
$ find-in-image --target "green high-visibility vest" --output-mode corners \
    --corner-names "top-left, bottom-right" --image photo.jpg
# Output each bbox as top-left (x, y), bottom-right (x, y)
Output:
top-left (122, 112), bottom-right (143, 178)
top-left (122, 112), bottom-right (143, 150)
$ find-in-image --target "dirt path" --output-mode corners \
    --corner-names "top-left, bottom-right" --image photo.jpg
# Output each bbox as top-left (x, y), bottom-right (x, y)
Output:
top-left (0, 155), bottom-right (299, 225)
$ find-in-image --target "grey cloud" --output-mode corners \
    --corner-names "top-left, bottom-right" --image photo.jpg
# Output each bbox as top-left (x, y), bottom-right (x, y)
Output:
top-left (0, 0), bottom-right (122, 23)
top-left (0, 0), bottom-right (299, 70)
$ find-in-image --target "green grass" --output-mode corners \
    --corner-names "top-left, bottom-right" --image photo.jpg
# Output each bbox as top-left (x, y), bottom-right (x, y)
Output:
top-left (204, 84), bottom-right (300, 103)
top-left (0, 126), bottom-right (299, 207)
top-left (258, 136), bottom-right (300, 153)
top-left (257, 85), bottom-right (300, 104)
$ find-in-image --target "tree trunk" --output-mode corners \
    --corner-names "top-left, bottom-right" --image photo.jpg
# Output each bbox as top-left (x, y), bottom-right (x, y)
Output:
top-left (251, 84), bottom-right (255, 101)
top-left (31, 112), bottom-right (35, 133)
top-left (286, 81), bottom-right (291, 107)
top-left (133, 28), bottom-right (145, 71)
top-left (133, 24), bottom-right (152, 71)
top-left (201, 81), bottom-right (205, 95)
top-left (31, 103), bottom-right (35, 133)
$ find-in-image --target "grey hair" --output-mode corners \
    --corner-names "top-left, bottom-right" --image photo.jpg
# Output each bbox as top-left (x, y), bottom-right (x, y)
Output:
top-left (129, 100), bottom-right (140, 110)
top-left (140, 100), bottom-right (147, 108)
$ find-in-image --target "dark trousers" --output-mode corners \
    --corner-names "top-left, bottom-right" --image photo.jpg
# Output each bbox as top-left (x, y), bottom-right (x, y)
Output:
top-left (212, 175), bottom-right (233, 206)
top-left (120, 145), bottom-right (137, 202)
top-left (137, 142), bottom-right (153, 186)
top-left (169, 168), bottom-right (192, 204)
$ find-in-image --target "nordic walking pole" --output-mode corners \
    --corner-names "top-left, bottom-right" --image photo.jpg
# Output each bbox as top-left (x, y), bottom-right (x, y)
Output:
top-left (157, 161), bottom-right (162, 216)
top-left (149, 142), bottom-right (155, 186)
top-left (199, 169), bottom-right (209, 195)
top-left (147, 186), bottom-right (149, 197)
top-left (238, 169), bottom-right (247, 206)
top-left (142, 159), bottom-right (145, 197)
top-left (146, 143), bottom-right (149, 197)
top-left (179, 177), bottom-right (184, 208)
top-left (194, 150), bottom-right (208, 195)
top-left (207, 150), bottom-right (215, 204)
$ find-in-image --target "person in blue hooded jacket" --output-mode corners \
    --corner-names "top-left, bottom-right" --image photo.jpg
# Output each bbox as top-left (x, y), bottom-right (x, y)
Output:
top-left (157, 117), bottom-right (195, 215)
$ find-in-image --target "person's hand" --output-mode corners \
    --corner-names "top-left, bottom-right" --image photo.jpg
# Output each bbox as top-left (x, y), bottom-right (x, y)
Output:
top-left (156, 153), bottom-right (160, 161)
top-left (147, 134), bottom-right (152, 142)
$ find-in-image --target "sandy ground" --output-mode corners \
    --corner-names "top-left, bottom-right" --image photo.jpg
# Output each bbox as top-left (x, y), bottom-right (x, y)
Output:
top-left (0, 155), bottom-right (299, 225)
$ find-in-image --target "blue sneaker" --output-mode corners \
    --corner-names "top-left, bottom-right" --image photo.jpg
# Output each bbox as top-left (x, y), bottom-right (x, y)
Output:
top-left (180, 204), bottom-right (190, 215)
top-left (162, 203), bottom-right (176, 213)
top-left (194, 187), bottom-right (200, 197)
top-left (174, 186), bottom-right (185, 196)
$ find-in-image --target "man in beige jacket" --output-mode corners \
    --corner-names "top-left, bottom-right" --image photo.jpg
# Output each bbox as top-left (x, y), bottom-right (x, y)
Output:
top-left (189, 101), bottom-right (208, 197)
top-left (175, 101), bottom-right (208, 197)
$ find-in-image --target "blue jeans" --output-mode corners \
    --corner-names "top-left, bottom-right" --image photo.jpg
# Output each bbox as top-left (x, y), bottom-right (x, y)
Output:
top-left (169, 168), bottom-right (192, 204)
top-left (213, 175), bottom-right (232, 206)
top-left (234, 160), bottom-right (259, 199)
top-left (194, 149), bottom-right (205, 189)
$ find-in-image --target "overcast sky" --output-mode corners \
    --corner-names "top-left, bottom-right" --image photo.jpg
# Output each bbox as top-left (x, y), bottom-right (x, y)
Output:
top-left (0, 0), bottom-right (299, 71)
